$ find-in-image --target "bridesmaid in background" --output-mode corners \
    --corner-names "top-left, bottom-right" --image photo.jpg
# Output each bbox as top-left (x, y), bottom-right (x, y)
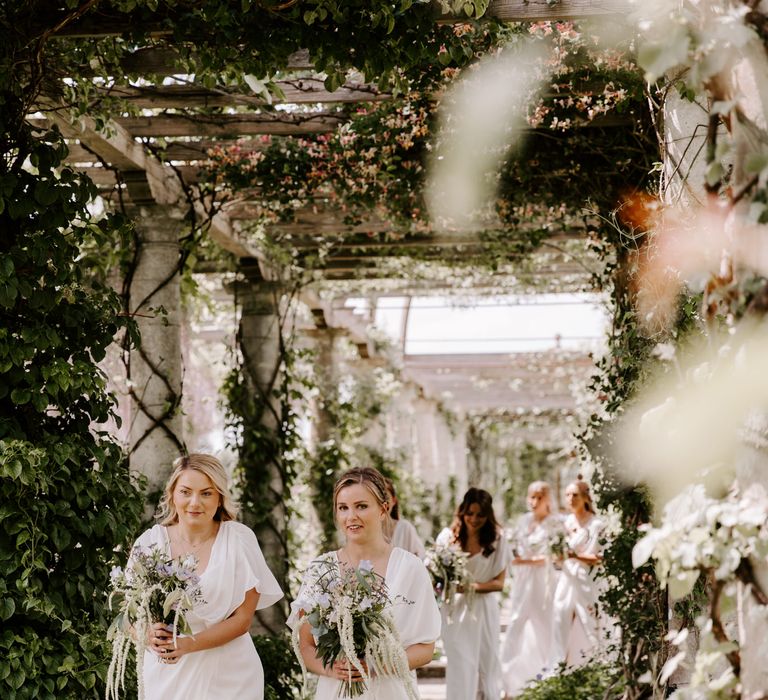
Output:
top-left (500, 481), bottom-right (562, 698)
top-left (437, 487), bottom-right (509, 700)
top-left (548, 476), bottom-right (605, 669)
top-left (384, 477), bottom-right (426, 559)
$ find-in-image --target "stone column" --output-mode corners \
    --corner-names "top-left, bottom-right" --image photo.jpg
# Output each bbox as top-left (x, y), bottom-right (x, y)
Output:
top-left (127, 205), bottom-right (186, 500)
top-left (236, 268), bottom-right (288, 634)
top-left (308, 324), bottom-right (340, 448)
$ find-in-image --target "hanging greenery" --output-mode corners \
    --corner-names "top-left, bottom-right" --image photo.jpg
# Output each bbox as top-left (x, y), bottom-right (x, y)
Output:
top-left (199, 21), bottom-right (653, 253)
top-left (0, 9), bottom-right (144, 697)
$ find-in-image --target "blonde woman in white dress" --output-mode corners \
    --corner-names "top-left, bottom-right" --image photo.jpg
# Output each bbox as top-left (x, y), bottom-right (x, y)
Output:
top-left (437, 487), bottom-right (509, 700)
top-left (548, 477), bottom-right (605, 669)
top-left (501, 481), bottom-right (563, 697)
top-left (384, 477), bottom-right (426, 559)
top-left (290, 466), bottom-right (441, 699)
top-left (137, 454), bottom-right (284, 699)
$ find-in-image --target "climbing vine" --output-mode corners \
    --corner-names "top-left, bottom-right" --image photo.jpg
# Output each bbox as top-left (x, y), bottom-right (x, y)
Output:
top-left (200, 21), bottom-right (653, 251)
top-left (0, 11), bottom-right (144, 697)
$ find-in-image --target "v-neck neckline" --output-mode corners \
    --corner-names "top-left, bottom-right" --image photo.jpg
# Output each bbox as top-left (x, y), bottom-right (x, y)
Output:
top-left (334, 546), bottom-right (396, 582)
top-left (162, 521), bottom-right (223, 577)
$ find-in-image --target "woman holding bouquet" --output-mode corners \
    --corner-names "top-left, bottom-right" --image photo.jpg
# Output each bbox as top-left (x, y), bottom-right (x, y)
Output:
top-left (437, 488), bottom-right (509, 700)
top-left (548, 476), bottom-right (605, 669)
top-left (132, 454), bottom-right (283, 699)
top-left (289, 466), bottom-right (441, 699)
top-left (500, 481), bottom-right (563, 698)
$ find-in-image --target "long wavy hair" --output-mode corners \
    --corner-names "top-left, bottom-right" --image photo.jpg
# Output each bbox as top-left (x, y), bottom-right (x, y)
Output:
top-left (450, 487), bottom-right (501, 557)
top-left (157, 454), bottom-right (238, 525)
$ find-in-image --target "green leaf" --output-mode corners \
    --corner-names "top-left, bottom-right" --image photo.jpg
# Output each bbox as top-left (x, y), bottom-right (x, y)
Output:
top-left (0, 598), bottom-right (15, 621)
top-left (10, 389), bottom-right (31, 405)
top-left (33, 181), bottom-right (59, 206)
top-left (9, 668), bottom-right (25, 690)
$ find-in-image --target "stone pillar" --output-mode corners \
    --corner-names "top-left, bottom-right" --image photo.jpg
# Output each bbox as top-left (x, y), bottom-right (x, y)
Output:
top-left (127, 205), bottom-right (186, 499)
top-left (309, 324), bottom-right (340, 447)
top-left (236, 269), bottom-right (287, 634)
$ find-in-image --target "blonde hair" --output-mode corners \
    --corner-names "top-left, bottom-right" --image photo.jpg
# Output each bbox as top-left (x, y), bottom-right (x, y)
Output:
top-left (333, 467), bottom-right (391, 531)
top-left (157, 454), bottom-right (238, 525)
top-left (528, 480), bottom-right (552, 514)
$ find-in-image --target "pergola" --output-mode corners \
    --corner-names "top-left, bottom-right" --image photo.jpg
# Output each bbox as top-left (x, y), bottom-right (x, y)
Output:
top-left (28, 0), bottom-right (636, 504)
top-left (40, 0), bottom-right (630, 273)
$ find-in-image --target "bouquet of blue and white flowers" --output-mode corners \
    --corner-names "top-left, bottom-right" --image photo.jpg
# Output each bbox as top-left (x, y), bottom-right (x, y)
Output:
top-left (106, 545), bottom-right (204, 700)
top-left (424, 540), bottom-right (472, 610)
top-left (290, 558), bottom-right (416, 699)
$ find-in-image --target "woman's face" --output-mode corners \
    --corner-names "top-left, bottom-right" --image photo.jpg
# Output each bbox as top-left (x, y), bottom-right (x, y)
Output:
top-left (463, 502), bottom-right (488, 534)
top-left (172, 469), bottom-right (220, 527)
top-left (565, 485), bottom-right (585, 513)
top-left (527, 488), bottom-right (549, 516)
top-left (336, 483), bottom-right (387, 543)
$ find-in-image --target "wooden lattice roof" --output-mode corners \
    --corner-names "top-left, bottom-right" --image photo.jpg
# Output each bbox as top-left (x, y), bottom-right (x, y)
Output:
top-left (36, 0), bottom-right (630, 288)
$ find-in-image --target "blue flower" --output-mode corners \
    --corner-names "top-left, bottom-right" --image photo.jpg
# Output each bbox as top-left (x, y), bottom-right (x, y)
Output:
top-left (110, 566), bottom-right (123, 582)
top-left (317, 593), bottom-right (331, 609)
top-left (358, 560), bottom-right (374, 573)
top-left (359, 596), bottom-right (373, 611)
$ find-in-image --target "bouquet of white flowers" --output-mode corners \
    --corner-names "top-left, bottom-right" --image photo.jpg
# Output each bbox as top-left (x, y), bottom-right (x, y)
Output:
top-left (423, 540), bottom-right (472, 610)
top-left (548, 529), bottom-right (568, 559)
top-left (290, 558), bottom-right (415, 699)
top-left (106, 545), bottom-right (204, 700)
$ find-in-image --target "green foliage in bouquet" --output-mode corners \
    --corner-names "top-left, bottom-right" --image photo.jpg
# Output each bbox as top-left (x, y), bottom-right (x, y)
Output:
top-left (291, 558), bottom-right (415, 699)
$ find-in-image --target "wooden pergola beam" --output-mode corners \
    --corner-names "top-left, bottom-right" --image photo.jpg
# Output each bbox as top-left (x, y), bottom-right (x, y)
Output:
top-left (32, 111), bottom-right (347, 138)
top-left (44, 111), bottom-right (257, 258)
top-left (113, 48), bottom-right (314, 76)
top-left (98, 80), bottom-right (388, 109)
top-left (66, 139), bottom-right (267, 163)
top-left (487, 0), bottom-right (629, 21)
top-left (113, 111), bottom-right (347, 137)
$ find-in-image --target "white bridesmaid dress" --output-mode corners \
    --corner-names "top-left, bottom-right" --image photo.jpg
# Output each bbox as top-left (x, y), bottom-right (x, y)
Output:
top-left (391, 518), bottom-right (426, 559)
top-left (548, 513), bottom-right (605, 668)
top-left (289, 547), bottom-right (441, 699)
top-left (436, 527), bottom-right (509, 700)
top-left (133, 521), bottom-right (284, 700)
top-left (500, 513), bottom-right (562, 696)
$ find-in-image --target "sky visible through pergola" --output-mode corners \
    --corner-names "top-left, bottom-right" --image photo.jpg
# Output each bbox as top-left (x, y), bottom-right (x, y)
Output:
top-left (345, 293), bottom-right (608, 355)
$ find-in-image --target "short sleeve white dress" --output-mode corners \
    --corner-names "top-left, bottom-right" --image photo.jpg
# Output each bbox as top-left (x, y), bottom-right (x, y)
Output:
top-left (549, 513), bottom-right (605, 668)
top-left (500, 512), bottom-right (563, 695)
top-left (436, 527), bottom-right (510, 700)
top-left (133, 521), bottom-right (284, 700)
top-left (288, 547), bottom-right (441, 699)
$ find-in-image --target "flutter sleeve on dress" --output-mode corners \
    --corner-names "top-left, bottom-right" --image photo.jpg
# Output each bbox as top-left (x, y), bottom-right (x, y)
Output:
top-left (286, 552), bottom-right (334, 631)
top-left (127, 525), bottom-right (165, 566)
top-left (583, 517), bottom-right (605, 559)
top-left (435, 527), bottom-right (454, 547)
top-left (228, 521), bottom-right (283, 611)
top-left (389, 550), bottom-right (441, 647)
top-left (490, 533), bottom-right (511, 578)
